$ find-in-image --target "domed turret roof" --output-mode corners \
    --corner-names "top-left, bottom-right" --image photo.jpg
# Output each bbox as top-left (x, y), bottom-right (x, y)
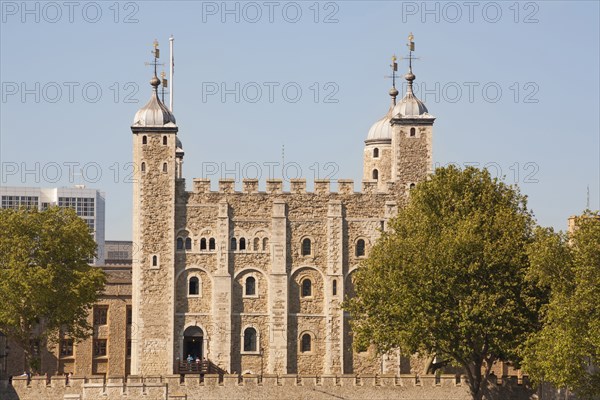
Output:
top-left (367, 108), bottom-right (393, 141)
top-left (132, 75), bottom-right (177, 127)
top-left (366, 87), bottom-right (398, 142)
top-left (392, 71), bottom-right (431, 118)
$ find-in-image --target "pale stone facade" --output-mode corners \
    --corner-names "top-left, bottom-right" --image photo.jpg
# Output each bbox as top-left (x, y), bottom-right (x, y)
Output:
top-left (127, 56), bottom-right (436, 377)
top-left (1, 54), bottom-right (436, 380)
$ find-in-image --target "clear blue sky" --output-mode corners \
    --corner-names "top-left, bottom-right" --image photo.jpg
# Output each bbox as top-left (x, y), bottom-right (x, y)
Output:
top-left (1, 1), bottom-right (599, 240)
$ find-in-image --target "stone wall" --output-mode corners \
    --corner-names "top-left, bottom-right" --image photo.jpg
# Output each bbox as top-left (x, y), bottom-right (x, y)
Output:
top-left (0, 374), bottom-right (557, 400)
top-left (3, 267), bottom-right (132, 378)
top-left (392, 122), bottom-right (433, 187)
top-left (131, 130), bottom-right (178, 376)
top-left (363, 142), bottom-right (393, 192)
top-left (171, 179), bottom-right (403, 376)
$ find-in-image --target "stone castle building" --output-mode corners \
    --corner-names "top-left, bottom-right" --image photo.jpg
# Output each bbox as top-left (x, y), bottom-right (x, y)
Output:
top-left (127, 47), bottom-right (435, 377)
top-left (2, 44), bottom-right (439, 379)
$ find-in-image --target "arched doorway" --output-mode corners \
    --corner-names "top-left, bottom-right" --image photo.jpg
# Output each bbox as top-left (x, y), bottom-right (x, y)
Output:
top-left (183, 326), bottom-right (203, 360)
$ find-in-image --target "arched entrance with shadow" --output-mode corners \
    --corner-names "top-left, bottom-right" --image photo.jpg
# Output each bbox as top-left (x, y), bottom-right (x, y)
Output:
top-left (183, 326), bottom-right (203, 360)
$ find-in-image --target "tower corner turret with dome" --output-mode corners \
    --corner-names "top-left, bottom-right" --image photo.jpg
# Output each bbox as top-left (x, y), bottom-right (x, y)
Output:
top-left (130, 40), bottom-right (180, 376)
top-left (362, 57), bottom-right (398, 192)
top-left (362, 34), bottom-right (435, 193)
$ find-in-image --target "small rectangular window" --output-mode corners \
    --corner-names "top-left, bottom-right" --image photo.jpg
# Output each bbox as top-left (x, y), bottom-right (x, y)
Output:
top-left (94, 339), bottom-right (107, 357)
top-left (60, 339), bottom-right (74, 357)
top-left (93, 306), bottom-right (108, 325)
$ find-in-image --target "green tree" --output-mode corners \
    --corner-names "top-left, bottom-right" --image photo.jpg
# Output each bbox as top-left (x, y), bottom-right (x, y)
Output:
top-left (0, 207), bottom-right (105, 373)
top-left (523, 211), bottom-right (600, 398)
top-left (345, 166), bottom-right (544, 400)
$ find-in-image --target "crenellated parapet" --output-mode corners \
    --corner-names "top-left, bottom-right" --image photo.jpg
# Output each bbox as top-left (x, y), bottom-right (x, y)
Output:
top-left (290, 178), bottom-right (306, 194)
top-left (186, 178), bottom-right (406, 197)
top-left (2, 373), bottom-right (547, 400)
top-left (266, 179), bottom-right (283, 194)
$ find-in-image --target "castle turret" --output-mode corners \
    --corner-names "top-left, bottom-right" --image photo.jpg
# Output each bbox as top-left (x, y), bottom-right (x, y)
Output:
top-left (390, 34), bottom-right (435, 189)
top-left (363, 75), bottom-right (397, 192)
top-left (130, 40), bottom-right (179, 375)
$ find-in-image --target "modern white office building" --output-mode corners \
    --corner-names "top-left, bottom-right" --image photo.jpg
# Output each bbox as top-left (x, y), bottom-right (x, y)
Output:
top-left (0, 186), bottom-right (105, 265)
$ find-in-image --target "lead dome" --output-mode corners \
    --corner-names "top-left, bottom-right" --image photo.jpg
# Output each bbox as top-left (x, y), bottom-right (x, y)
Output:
top-left (132, 76), bottom-right (177, 127)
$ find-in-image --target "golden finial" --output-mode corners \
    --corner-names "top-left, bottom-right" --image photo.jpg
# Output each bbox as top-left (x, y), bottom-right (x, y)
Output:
top-left (408, 33), bottom-right (415, 52)
top-left (152, 39), bottom-right (160, 59)
top-left (389, 54), bottom-right (399, 94)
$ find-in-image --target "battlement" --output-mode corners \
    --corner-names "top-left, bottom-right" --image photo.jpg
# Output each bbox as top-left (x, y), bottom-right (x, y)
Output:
top-left (190, 178), bottom-right (404, 196)
top-left (1, 374), bottom-right (544, 400)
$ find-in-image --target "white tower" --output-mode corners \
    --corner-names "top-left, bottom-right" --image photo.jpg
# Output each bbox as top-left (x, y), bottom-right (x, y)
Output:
top-left (130, 40), bottom-right (179, 375)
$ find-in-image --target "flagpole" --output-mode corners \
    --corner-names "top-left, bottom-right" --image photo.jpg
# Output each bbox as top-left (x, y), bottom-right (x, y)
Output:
top-left (169, 35), bottom-right (174, 112)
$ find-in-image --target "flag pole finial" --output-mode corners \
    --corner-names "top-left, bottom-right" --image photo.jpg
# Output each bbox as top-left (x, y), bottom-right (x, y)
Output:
top-left (169, 35), bottom-right (174, 112)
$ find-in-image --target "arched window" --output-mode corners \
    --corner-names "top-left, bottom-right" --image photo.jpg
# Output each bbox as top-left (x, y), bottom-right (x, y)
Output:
top-left (410, 127), bottom-right (416, 137)
top-left (301, 333), bottom-right (312, 353)
top-left (301, 238), bottom-right (311, 256)
top-left (262, 238), bottom-right (269, 251)
top-left (189, 277), bottom-right (199, 295)
top-left (163, 163), bottom-right (168, 173)
top-left (245, 276), bottom-right (256, 296)
top-left (253, 237), bottom-right (260, 251)
top-left (409, 183), bottom-right (416, 190)
top-left (200, 238), bottom-right (207, 250)
top-left (243, 327), bottom-right (257, 352)
top-left (356, 239), bottom-right (365, 257)
top-left (373, 148), bottom-right (379, 158)
top-left (142, 136), bottom-right (147, 144)
top-left (332, 279), bottom-right (337, 296)
top-left (239, 238), bottom-right (246, 251)
top-left (209, 238), bottom-right (216, 250)
top-left (176, 237), bottom-right (183, 250)
top-left (141, 162), bottom-right (146, 173)
top-left (152, 255), bottom-right (158, 267)
top-left (301, 278), bottom-right (312, 297)
top-left (163, 136), bottom-right (167, 145)
top-left (231, 238), bottom-right (237, 251)
top-left (185, 238), bottom-right (192, 250)
top-left (372, 169), bottom-right (379, 180)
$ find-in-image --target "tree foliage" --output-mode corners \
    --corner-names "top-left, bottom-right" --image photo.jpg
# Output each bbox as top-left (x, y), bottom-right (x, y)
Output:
top-left (523, 211), bottom-right (600, 398)
top-left (344, 166), bottom-right (544, 400)
top-left (0, 207), bottom-right (106, 372)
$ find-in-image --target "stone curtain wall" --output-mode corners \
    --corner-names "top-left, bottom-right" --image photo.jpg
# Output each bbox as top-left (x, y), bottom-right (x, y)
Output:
top-left (0, 374), bottom-right (554, 400)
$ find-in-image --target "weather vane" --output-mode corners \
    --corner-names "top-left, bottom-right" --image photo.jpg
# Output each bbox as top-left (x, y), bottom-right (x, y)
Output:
top-left (391, 55), bottom-right (398, 87)
top-left (384, 54), bottom-right (399, 87)
top-left (153, 39), bottom-right (161, 59)
top-left (400, 32), bottom-right (419, 72)
top-left (160, 71), bottom-right (169, 102)
top-left (145, 39), bottom-right (164, 79)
